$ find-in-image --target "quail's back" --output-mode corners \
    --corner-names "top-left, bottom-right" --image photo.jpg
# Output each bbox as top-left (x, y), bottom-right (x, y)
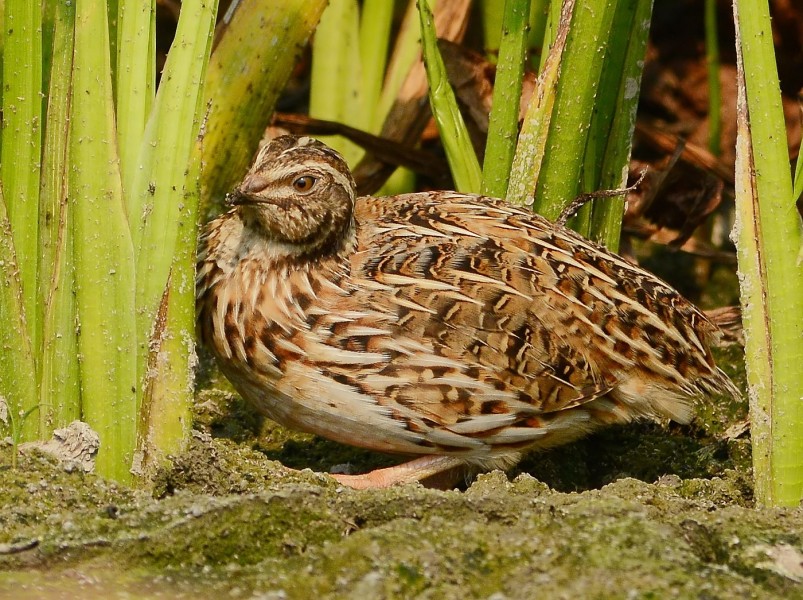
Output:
top-left (196, 135), bottom-right (739, 488)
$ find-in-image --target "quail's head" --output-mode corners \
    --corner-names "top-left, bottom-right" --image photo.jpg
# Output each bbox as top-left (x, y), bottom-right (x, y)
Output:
top-left (230, 135), bottom-right (356, 257)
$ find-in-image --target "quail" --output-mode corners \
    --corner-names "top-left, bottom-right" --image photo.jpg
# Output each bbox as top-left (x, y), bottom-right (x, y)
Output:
top-left (196, 135), bottom-right (739, 489)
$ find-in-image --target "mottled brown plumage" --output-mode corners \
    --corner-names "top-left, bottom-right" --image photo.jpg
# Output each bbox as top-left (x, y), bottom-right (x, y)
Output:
top-left (196, 135), bottom-right (739, 488)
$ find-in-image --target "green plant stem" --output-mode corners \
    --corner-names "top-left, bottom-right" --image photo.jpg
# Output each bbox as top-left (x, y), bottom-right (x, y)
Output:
top-left (1, 0), bottom-right (42, 360)
top-left (115, 0), bottom-right (155, 207)
top-left (39, 0), bottom-right (80, 430)
top-left (70, 0), bottom-right (137, 483)
top-left (131, 0), bottom-right (217, 477)
top-left (483, 0), bottom-right (531, 198)
top-left (528, 0), bottom-right (549, 66)
top-left (375, 0), bottom-right (426, 131)
top-left (481, 0), bottom-right (505, 57)
top-left (532, 0), bottom-right (619, 221)
top-left (359, 0), bottom-right (394, 133)
top-left (417, 0), bottom-right (481, 193)
top-left (587, 0), bottom-right (652, 251)
top-left (201, 0), bottom-right (327, 206)
top-left (107, 0), bottom-right (120, 72)
top-left (372, 0), bottom-right (430, 197)
top-left (0, 186), bottom-right (38, 442)
top-left (537, 0), bottom-right (564, 73)
top-left (310, 0), bottom-right (362, 164)
top-left (134, 153), bottom-right (200, 479)
top-left (733, 0), bottom-right (803, 507)
top-left (794, 142), bottom-right (803, 204)
top-left (133, 0), bottom-right (217, 409)
top-left (508, 0), bottom-right (574, 208)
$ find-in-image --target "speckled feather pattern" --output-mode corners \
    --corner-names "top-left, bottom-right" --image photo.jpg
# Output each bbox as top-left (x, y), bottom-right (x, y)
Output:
top-left (196, 136), bottom-right (739, 473)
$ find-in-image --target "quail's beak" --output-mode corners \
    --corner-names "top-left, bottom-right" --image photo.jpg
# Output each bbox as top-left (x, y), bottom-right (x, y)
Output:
top-left (229, 172), bottom-right (271, 206)
top-left (226, 191), bottom-right (252, 206)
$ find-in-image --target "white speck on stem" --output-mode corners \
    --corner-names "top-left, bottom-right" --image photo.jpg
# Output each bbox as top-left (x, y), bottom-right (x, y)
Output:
top-left (625, 78), bottom-right (639, 100)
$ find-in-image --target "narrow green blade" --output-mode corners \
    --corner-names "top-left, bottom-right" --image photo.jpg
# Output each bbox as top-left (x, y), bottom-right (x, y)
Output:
top-left (508, 0), bottom-right (575, 208)
top-left (588, 0), bottom-right (652, 251)
top-left (418, 0), bottom-right (481, 193)
top-left (532, 0), bottom-right (618, 221)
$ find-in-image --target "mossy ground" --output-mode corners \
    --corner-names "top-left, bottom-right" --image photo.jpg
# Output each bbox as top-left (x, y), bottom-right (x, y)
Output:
top-left (2, 343), bottom-right (802, 599)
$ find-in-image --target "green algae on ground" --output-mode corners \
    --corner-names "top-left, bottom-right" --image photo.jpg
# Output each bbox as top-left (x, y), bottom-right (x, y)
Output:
top-left (1, 437), bottom-right (802, 599)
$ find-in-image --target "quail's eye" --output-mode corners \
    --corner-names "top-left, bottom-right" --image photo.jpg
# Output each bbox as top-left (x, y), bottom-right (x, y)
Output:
top-left (292, 176), bottom-right (317, 193)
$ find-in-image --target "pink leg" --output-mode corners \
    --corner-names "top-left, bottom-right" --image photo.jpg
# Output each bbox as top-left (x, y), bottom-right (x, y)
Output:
top-left (330, 455), bottom-right (466, 490)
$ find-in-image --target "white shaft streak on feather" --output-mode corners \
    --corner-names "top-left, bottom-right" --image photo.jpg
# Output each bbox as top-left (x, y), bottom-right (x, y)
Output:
top-left (434, 222), bottom-right (484, 238)
top-left (549, 292), bottom-right (623, 348)
top-left (278, 274), bottom-right (304, 321)
top-left (439, 289), bottom-right (484, 306)
top-left (676, 316), bottom-right (708, 355)
top-left (369, 223), bottom-right (415, 236)
top-left (245, 269), bottom-right (263, 317)
top-left (374, 339), bottom-right (420, 356)
top-left (294, 268), bottom-right (317, 300)
top-left (379, 272), bottom-right (460, 290)
top-left (521, 232), bottom-right (620, 286)
top-left (405, 225), bottom-right (452, 238)
top-left (551, 286), bottom-right (592, 312)
top-left (428, 375), bottom-right (488, 388)
top-left (481, 427), bottom-right (550, 444)
top-left (251, 338), bottom-right (282, 377)
top-left (264, 275), bottom-right (295, 334)
top-left (388, 294), bottom-right (438, 314)
top-left (306, 340), bottom-right (386, 365)
top-left (354, 278), bottom-right (394, 293)
top-left (425, 428), bottom-right (485, 449)
top-left (274, 337), bottom-right (308, 357)
top-left (519, 232), bottom-right (566, 254)
top-left (214, 283), bottom-right (233, 358)
top-left (339, 325), bottom-right (393, 337)
top-left (548, 251), bottom-right (609, 280)
top-left (339, 310), bottom-right (375, 320)
top-left (384, 228), bottom-right (441, 239)
top-left (445, 413), bottom-right (517, 435)
top-left (358, 373), bottom-right (407, 389)
top-left (455, 270), bottom-right (534, 301)
top-left (585, 282), bottom-right (617, 306)
top-left (403, 352), bottom-right (465, 370)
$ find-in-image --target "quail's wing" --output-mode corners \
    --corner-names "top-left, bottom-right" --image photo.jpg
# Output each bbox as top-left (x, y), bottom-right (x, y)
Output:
top-left (348, 193), bottom-right (730, 422)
